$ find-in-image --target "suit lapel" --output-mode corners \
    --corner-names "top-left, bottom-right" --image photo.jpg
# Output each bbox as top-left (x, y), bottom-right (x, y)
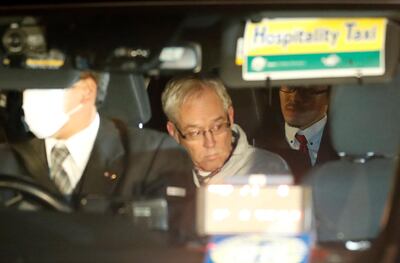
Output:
top-left (77, 118), bottom-right (125, 196)
top-left (273, 122), bottom-right (312, 183)
top-left (316, 122), bottom-right (339, 165)
top-left (12, 138), bottom-right (58, 193)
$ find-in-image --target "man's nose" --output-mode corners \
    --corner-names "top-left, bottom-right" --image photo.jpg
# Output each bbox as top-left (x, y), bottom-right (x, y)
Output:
top-left (290, 90), bottom-right (304, 102)
top-left (203, 131), bottom-right (216, 148)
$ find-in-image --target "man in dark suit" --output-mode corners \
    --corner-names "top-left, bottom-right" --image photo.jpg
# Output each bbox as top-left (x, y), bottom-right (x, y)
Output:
top-left (0, 71), bottom-right (193, 213)
top-left (256, 85), bottom-right (338, 183)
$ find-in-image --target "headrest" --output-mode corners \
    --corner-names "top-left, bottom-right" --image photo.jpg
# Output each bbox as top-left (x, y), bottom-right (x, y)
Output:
top-left (99, 73), bottom-right (151, 127)
top-left (309, 158), bottom-right (396, 241)
top-left (330, 74), bottom-right (400, 157)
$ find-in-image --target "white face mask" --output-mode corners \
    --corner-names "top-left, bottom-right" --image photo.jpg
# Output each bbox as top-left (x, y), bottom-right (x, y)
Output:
top-left (22, 89), bottom-right (82, 139)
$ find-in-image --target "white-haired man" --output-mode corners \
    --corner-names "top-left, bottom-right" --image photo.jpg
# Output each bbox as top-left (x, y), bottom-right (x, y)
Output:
top-left (162, 75), bottom-right (290, 186)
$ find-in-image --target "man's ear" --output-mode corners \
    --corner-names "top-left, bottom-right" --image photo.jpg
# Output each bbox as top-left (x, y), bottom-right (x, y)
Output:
top-left (166, 121), bottom-right (180, 143)
top-left (80, 76), bottom-right (97, 104)
top-left (227, 106), bottom-right (234, 127)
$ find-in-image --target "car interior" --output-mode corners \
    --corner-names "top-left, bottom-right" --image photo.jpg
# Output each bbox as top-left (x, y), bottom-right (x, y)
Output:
top-left (0, 1), bottom-right (399, 263)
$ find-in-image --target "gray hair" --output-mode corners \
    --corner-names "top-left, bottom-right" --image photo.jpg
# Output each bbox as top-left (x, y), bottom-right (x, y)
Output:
top-left (162, 75), bottom-right (232, 124)
top-left (80, 71), bottom-right (110, 107)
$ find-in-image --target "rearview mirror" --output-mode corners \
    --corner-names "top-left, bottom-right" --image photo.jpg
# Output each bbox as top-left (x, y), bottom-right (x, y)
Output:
top-left (158, 43), bottom-right (202, 73)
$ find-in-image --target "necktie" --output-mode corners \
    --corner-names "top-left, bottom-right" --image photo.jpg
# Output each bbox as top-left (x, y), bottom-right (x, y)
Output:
top-left (50, 144), bottom-right (72, 194)
top-left (295, 134), bottom-right (308, 154)
top-left (295, 133), bottom-right (311, 166)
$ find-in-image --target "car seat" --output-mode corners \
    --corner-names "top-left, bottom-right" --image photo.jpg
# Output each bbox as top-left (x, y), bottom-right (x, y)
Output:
top-left (99, 73), bottom-right (151, 127)
top-left (305, 74), bottom-right (400, 242)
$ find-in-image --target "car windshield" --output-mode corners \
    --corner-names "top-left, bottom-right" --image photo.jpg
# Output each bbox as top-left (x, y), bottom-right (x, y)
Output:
top-left (0, 2), bottom-right (399, 263)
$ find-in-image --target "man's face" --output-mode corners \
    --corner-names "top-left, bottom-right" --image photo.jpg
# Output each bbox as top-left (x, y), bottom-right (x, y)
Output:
top-left (279, 85), bottom-right (329, 129)
top-left (22, 77), bottom-right (97, 139)
top-left (168, 88), bottom-right (234, 172)
top-left (53, 77), bottom-right (97, 139)
top-left (63, 80), bottom-right (86, 113)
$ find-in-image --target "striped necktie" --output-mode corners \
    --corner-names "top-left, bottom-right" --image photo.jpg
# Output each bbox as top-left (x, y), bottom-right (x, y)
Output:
top-left (50, 144), bottom-right (72, 194)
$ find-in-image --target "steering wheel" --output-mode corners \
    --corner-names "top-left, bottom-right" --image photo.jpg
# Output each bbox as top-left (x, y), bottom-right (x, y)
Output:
top-left (0, 174), bottom-right (72, 212)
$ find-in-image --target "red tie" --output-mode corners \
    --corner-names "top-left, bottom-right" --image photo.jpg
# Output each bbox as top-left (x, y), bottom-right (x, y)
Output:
top-left (295, 134), bottom-right (309, 155)
top-left (294, 133), bottom-right (312, 182)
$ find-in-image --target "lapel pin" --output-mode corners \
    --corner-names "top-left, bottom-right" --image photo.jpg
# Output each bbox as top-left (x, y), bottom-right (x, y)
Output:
top-left (104, 172), bottom-right (118, 180)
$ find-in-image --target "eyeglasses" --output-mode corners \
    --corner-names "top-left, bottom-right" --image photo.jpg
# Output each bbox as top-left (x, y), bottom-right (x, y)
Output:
top-left (175, 119), bottom-right (231, 141)
top-left (280, 86), bottom-right (329, 96)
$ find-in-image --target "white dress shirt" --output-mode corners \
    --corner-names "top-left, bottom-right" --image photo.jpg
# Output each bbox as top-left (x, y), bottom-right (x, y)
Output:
top-left (45, 113), bottom-right (100, 192)
top-left (285, 116), bottom-right (327, 166)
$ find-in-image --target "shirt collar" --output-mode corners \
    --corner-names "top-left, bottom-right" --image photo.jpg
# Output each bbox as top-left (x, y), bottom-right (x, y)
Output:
top-left (285, 115), bottom-right (327, 149)
top-left (46, 113), bottom-right (100, 171)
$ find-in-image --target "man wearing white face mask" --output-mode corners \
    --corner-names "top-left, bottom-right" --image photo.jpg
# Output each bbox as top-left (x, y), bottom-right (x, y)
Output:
top-left (0, 71), bottom-right (193, 209)
top-left (23, 88), bottom-right (85, 140)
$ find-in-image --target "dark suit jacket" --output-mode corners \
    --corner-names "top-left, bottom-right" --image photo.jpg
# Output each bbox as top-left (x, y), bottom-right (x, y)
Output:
top-left (255, 120), bottom-right (339, 184)
top-left (0, 117), bottom-right (194, 208)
